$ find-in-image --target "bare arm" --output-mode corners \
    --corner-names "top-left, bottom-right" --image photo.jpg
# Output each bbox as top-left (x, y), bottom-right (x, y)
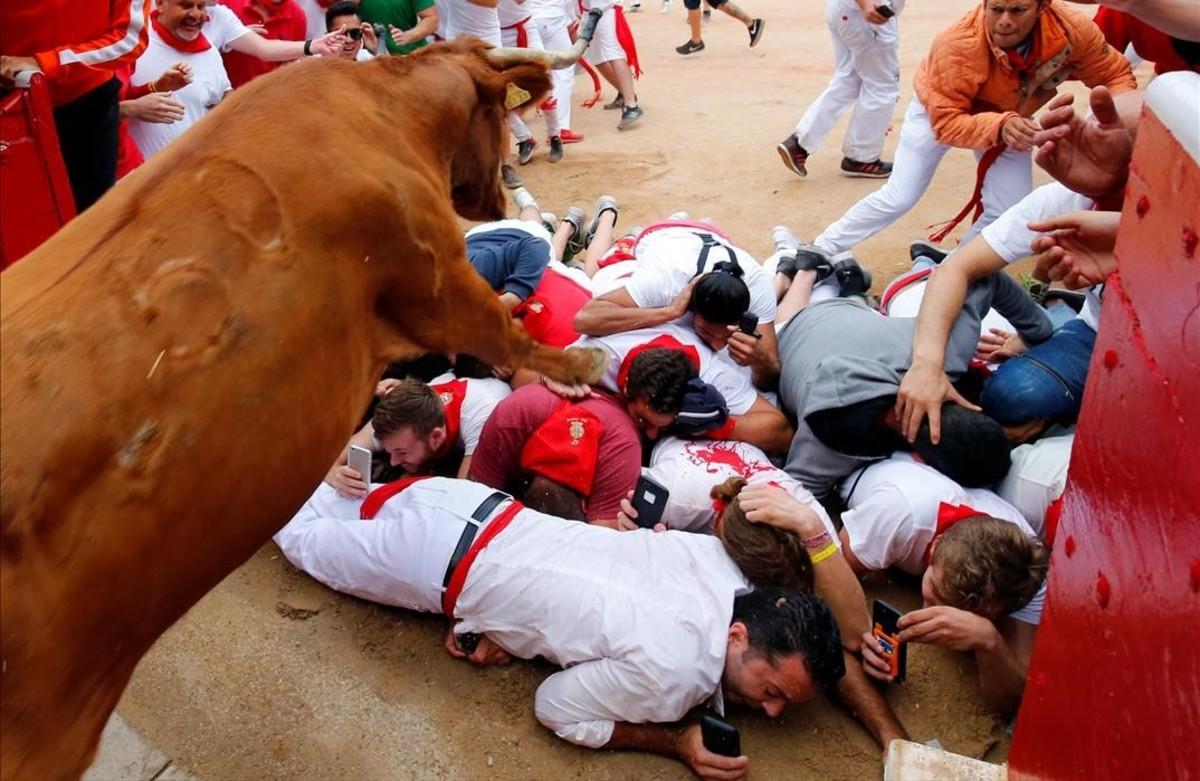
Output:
top-left (977, 618), bottom-right (1037, 717)
top-left (605, 723), bottom-right (749, 781)
top-left (574, 287), bottom-right (690, 336)
top-left (728, 395), bottom-right (794, 457)
top-left (834, 653), bottom-right (908, 752)
top-left (229, 28), bottom-right (341, 61)
top-left (895, 240), bottom-right (1005, 442)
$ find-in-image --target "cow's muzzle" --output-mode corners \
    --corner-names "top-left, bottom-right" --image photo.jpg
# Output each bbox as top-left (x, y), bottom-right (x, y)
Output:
top-left (483, 8), bottom-right (603, 68)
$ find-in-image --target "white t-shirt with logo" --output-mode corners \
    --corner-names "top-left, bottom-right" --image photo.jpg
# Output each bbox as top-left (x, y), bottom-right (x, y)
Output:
top-left (129, 5), bottom-right (250, 159)
top-left (646, 437), bottom-right (836, 536)
top-left (572, 324), bottom-right (760, 415)
top-left (624, 227), bottom-right (778, 326)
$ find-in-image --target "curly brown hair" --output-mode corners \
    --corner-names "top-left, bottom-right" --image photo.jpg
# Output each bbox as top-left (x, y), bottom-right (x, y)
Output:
top-left (711, 477), bottom-right (813, 592)
top-left (931, 517), bottom-right (1049, 615)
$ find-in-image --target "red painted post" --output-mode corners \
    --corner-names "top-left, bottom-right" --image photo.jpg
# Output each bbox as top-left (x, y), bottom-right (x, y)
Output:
top-left (1008, 72), bottom-right (1200, 779)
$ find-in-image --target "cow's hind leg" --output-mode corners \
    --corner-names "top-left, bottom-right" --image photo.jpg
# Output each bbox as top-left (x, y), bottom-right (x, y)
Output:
top-left (402, 272), bottom-right (608, 385)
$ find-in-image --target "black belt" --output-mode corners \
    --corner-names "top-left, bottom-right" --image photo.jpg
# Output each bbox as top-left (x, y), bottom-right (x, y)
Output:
top-left (442, 491), bottom-right (510, 589)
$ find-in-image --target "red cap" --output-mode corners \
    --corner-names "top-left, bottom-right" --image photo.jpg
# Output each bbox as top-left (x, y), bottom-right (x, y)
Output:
top-left (520, 403), bottom-right (605, 496)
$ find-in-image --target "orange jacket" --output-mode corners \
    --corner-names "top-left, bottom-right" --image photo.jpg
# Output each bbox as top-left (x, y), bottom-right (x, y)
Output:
top-left (0, 0), bottom-right (151, 107)
top-left (913, 0), bottom-right (1136, 150)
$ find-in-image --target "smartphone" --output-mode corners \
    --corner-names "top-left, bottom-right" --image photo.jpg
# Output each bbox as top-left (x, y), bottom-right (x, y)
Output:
top-left (875, 3), bottom-right (896, 18)
top-left (700, 713), bottom-right (741, 758)
top-left (738, 312), bottom-right (760, 336)
top-left (630, 475), bottom-right (669, 529)
top-left (348, 445), bottom-right (372, 483)
top-left (456, 632), bottom-right (481, 655)
top-left (871, 600), bottom-right (907, 684)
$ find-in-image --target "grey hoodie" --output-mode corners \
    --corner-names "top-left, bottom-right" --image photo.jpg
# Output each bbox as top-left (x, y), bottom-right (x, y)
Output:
top-left (778, 273), bottom-right (1052, 498)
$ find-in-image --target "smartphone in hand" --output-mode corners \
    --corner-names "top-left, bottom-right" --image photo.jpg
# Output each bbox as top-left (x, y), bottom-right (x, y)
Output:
top-left (630, 475), bottom-right (669, 529)
top-left (701, 713), bottom-right (741, 757)
top-left (348, 445), bottom-right (372, 483)
top-left (872, 599), bottom-right (907, 683)
top-left (738, 313), bottom-right (760, 336)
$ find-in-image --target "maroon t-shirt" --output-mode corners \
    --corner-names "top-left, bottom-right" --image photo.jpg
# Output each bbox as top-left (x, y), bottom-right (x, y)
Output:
top-left (469, 384), bottom-right (641, 523)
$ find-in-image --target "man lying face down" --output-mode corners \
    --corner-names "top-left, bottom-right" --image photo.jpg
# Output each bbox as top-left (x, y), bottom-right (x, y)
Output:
top-left (274, 476), bottom-right (844, 780)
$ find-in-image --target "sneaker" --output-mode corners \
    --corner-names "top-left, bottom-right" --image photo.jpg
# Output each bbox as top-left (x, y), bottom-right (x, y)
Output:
top-left (676, 39), bottom-right (705, 55)
top-left (560, 129), bottom-right (585, 144)
top-left (840, 157), bottom-right (892, 178)
top-left (776, 135), bottom-right (809, 178)
top-left (792, 244), bottom-right (835, 282)
top-left (833, 254), bottom-right (873, 296)
top-left (661, 0), bottom-right (670, 12)
top-left (548, 135), bottom-right (564, 163)
top-left (517, 138), bottom-right (536, 166)
top-left (909, 239), bottom-right (949, 265)
top-left (1020, 273), bottom-right (1049, 305)
top-left (513, 186), bottom-right (537, 212)
top-left (584, 195), bottom-right (619, 247)
top-left (748, 18), bottom-right (765, 47)
top-left (603, 94), bottom-right (625, 111)
top-left (501, 164), bottom-right (523, 190)
top-left (629, 1), bottom-right (642, 10)
top-left (563, 206), bottom-right (587, 260)
top-left (541, 211), bottom-right (558, 233)
top-left (771, 225), bottom-right (800, 253)
top-left (618, 105), bottom-right (644, 130)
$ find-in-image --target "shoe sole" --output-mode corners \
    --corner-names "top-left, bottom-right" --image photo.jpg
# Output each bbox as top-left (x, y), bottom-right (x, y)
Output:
top-left (776, 144), bottom-right (807, 178)
top-left (840, 169), bottom-right (891, 178)
top-left (749, 20), bottom-right (764, 47)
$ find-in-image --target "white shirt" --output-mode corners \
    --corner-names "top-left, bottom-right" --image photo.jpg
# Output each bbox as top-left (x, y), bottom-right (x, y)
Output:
top-left (294, 0), bottom-right (331, 40)
top-left (645, 437), bottom-right (837, 536)
top-left (276, 477), bottom-right (751, 749)
top-left (979, 182), bottom-right (1102, 331)
top-left (428, 372), bottom-right (511, 456)
top-left (497, 0), bottom-right (532, 27)
top-left (129, 6), bottom-right (249, 159)
top-left (997, 427), bottom-right (1074, 536)
top-left (626, 226), bottom-right (778, 326)
top-left (838, 453), bottom-right (1033, 575)
top-left (572, 324), bottom-right (760, 415)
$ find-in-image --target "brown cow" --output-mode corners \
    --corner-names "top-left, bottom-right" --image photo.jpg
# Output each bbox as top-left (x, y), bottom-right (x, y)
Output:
top-left (0, 33), bottom-right (608, 781)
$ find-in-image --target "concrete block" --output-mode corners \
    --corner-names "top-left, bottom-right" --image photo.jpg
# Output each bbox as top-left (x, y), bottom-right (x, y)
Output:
top-left (884, 739), bottom-right (1006, 781)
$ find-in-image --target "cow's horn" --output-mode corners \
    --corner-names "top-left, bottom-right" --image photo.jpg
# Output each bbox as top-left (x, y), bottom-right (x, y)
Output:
top-left (483, 8), bottom-right (602, 69)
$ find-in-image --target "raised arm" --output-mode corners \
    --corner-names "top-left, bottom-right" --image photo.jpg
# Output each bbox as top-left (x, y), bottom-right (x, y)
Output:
top-left (574, 286), bottom-right (692, 336)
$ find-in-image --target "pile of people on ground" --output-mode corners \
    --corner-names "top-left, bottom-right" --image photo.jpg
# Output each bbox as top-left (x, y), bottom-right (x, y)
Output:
top-left (4, 0), bottom-right (1196, 778)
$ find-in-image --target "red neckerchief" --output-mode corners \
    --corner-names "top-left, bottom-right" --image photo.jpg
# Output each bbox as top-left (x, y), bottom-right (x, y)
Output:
top-left (359, 476), bottom-right (431, 519)
top-left (429, 379), bottom-right (468, 460)
top-left (1006, 34), bottom-right (1042, 81)
top-left (922, 502), bottom-right (986, 564)
top-left (152, 9), bottom-right (212, 53)
top-left (615, 334), bottom-right (701, 394)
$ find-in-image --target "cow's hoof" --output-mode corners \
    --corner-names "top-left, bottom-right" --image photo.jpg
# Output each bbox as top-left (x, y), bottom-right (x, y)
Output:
top-left (567, 346), bottom-right (611, 385)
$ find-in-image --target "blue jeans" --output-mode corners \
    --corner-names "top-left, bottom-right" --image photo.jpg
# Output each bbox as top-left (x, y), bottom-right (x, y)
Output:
top-left (981, 318), bottom-right (1097, 424)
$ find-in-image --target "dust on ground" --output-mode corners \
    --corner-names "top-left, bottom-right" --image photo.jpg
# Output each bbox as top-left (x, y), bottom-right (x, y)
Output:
top-left (115, 1), bottom-right (1103, 777)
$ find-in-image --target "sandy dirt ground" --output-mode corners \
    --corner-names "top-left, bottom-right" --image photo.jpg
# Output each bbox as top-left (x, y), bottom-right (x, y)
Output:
top-left (113, 1), bottom-right (1118, 778)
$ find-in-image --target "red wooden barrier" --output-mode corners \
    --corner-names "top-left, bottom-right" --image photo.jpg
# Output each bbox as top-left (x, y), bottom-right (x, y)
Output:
top-left (1008, 72), bottom-right (1200, 780)
top-left (0, 73), bottom-right (76, 270)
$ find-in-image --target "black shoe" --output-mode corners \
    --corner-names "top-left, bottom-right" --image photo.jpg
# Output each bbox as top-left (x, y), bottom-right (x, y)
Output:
top-left (783, 245), bottom-right (834, 282)
top-left (618, 105), bottom-right (644, 130)
top-left (603, 94), bottom-right (625, 110)
top-left (748, 18), bottom-right (765, 47)
top-left (676, 39), bottom-right (705, 55)
top-left (548, 136), bottom-right (564, 162)
top-left (840, 157), bottom-right (892, 178)
top-left (776, 135), bottom-right (809, 178)
top-left (834, 255), bottom-right (873, 296)
top-left (501, 164), bottom-right (523, 190)
top-left (517, 139), bottom-right (536, 166)
top-left (909, 239), bottom-right (948, 265)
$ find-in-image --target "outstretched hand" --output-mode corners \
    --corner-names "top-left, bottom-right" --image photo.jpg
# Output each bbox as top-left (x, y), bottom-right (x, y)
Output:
top-left (1029, 210), bottom-right (1121, 289)
top-left (1032, 87), bottom-right (1133, 199)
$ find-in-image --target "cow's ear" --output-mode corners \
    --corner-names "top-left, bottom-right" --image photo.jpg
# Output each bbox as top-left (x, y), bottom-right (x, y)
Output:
top-left (496, 62), bottom-right (552, 113)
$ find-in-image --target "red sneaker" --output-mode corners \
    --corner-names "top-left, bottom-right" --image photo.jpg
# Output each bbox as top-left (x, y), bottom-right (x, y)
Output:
top-left (559, 129), bottom-right (585, 144)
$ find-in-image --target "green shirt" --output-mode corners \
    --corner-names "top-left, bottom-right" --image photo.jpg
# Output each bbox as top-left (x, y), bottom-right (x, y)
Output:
top-left (357, 0), bottom-right (436, 55)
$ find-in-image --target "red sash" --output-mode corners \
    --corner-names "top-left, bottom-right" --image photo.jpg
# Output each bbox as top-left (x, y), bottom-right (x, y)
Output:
top-left (151, 9), bottom-right (212, 52)
top-left (928, 145), bottom-right (1006, 244)
top-left (637, 219), bottom-right (733, 244)
top-left (615, 334), bottom-right (701, 393)
top-left (922, 501), bottom-right (987, 564)
top-left (359, 476), bottom-right (431, 519)
top-left (442, 500), bottom-right (525, 617)
top-left (879, 266), bottom-right (933, 314)
top-left (612, 5), bottom-right (641, 78)
top-left (501, 15), bottom-right (531, 47)
top-left (430, 379), bottom-right (468, 460)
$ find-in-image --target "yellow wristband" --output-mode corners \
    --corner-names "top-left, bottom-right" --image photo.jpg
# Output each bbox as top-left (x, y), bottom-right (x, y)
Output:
top-left (809, 542), bottom-right (839, 565)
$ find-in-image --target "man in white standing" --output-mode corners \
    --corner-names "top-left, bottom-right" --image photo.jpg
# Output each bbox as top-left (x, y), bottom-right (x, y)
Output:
top-left (776, 0), bottom-right (903, 179)
top-left (127, 0), bottom-right (343, 159)
top-left (276, 476), bottom-right (846, 781)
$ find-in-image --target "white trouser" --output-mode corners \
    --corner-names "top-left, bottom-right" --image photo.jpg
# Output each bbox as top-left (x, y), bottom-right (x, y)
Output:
top-left (502, 20), bottom-right (561, 140)
top-left (814, 97), bottom-right (1033, 254)
top-left (534, 15), bottom-right (577, 130)
top-left (449, 1), bottom-right (502, 45)
top-left (583, 6), bottom-right (625, 65)
top-left (793, 0), bottom-right (900, 162)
